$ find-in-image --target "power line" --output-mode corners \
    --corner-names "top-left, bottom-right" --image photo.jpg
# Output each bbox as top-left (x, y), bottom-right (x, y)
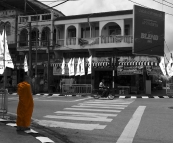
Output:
top-left (152, 0), bottom-right (173, 9)
top-left (163, 0), bottom-right (173, 6)
top-left (128, 0), bottom-right (173, 16)
top-left (41, 0), bottom-right (78, 1)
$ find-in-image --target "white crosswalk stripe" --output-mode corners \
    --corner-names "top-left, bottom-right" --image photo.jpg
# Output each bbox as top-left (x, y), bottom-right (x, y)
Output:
top-left (36, 99), bottom-right (135, 131)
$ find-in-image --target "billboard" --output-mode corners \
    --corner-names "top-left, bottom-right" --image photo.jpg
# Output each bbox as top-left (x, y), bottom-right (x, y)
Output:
top-left (133, 5), bottom-right (165, 56)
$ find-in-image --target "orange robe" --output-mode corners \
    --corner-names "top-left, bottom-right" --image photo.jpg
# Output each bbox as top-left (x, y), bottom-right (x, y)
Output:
top-left (16, 81), bottom-right (34, 127)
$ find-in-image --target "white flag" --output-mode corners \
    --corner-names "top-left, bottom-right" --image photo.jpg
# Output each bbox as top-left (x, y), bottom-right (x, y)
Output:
top-left (2, 30), bottom-right (14, 69)
top-left (166, 58), bottom-right (173, 77)
top-left (68, 58), bottom-right (72, 76)
top-left (0, 33), bottom-right (3, 57)
top-left (71, 58), bottom-right (75, 76)
top-left (61, 58), bottom-right (65, 75)
top-left (24, 55), bottom-right (28, 72)
top-left (75, 57), bottom-right (81, 76)
top-left (87, 56), bottom-right (92, 74)
top-left (0, 61), bottom-right (4, 74)
top-left (159, 57), bottom-right (166, 76)
top-left (0, 34), bottom-right (4, 74)
top-left (80, 58), bottom-right (85, 76)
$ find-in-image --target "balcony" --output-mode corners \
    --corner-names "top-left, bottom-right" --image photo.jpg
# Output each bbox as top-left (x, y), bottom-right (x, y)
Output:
top-left (66, 38), bottom-right (76, 45)
top-left (18, 13), bottom-right (52, 23)
top-left (57, 39), bottom-right (64, 46)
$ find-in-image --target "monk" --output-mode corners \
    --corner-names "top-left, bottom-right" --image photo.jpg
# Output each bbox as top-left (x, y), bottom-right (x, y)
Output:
top-left (16, 75), bottom-right (34, 131)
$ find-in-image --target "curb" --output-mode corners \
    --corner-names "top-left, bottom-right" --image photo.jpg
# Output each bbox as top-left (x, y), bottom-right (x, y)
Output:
top-left (9, 93), bottom-right (173, 98)
top-left (0, 113), bottom-right (55, 143)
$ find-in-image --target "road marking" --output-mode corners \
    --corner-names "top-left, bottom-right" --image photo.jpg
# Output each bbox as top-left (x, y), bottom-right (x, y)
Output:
top-left (73, 97), bottom-right (92, 101)
top-left (36, 120), bottom-right (106, 130)
top-left (79, 103), bottom-right (128, 107)
top-left (142, 96), bottom-right (148, 99)
top-left (84, 101), bottom-right (133, 104)
top-left (54, 111), bottom-right (117, 117)
top-left (154, 96), bottom-right (159, 99)
top-left (33, 97), bottom-right (92, 102)
top-left (44, 115), bottom-right (113, 122)
top-left (119, 96), bottom-right (125, 98)
top-left (64, 108), bottom-right (121, 113)
top-left (72, 105), bottom-right (125, 109)
top-left (116, 106), bottom-right (146, 143)
top-left (131, 96), bottom-right (137, 99)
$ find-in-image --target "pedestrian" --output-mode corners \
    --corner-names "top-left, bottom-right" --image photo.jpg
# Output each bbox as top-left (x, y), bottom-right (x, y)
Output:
top-left (16, 75), bottom-right (34, 131)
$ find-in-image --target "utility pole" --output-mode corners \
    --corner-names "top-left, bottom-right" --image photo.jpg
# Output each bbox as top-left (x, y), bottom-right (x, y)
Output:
top-left (28, 22), bottom-right (32, 78)
top-left (35, 29), bottom-right (38, 93)
top-left (3, 24), bottom-right (6, 90)
top-left (47, 35), bottom-right (50, 94)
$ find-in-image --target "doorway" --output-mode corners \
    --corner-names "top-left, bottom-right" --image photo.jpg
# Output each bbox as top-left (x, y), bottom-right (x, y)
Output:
top-left (94, 70), bottom-right (112, 89)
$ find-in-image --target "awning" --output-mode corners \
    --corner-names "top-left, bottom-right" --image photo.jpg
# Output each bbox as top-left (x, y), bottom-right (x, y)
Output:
top-left (92, 62), bottom-right (110, 67)
top-left (119, 61), bottom-right (158, 66)
top-left (51, 62), bottom-right (110, 68)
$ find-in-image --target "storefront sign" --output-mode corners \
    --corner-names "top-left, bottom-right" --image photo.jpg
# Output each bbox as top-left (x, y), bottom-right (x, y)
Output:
top-left (133, 5), bottom-right (165, 56)
top-left (146, 66), bottom-right (162, 75)
top-left (117, 65), bottom-right (143, 76)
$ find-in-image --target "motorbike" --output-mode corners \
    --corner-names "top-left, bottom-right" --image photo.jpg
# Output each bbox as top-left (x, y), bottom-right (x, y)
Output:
top-left (93, 86), bottom-right (115, 100)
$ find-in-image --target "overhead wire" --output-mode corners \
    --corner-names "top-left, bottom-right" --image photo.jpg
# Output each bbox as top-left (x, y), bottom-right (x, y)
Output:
top-left (128, 0), bottom-right (173, 61)
top-left (163, 0), bottom-right (173, 6)
top-left (128, 0), bottom-right (173, 16)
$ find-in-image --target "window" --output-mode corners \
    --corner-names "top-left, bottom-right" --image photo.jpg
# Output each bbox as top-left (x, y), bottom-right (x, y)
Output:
top-left (68, 29), bottom-right (76, 37)
top-left (6, 22), bottom-right (11, 36)
top-left (109, 25), bottom-right (121, 35)
top-left (125, 25), bottom-right (130, 35)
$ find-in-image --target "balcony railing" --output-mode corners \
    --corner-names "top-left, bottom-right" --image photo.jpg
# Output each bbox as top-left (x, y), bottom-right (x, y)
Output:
top-left (57, 39), bottom-right (64, 46)
top-left (18, 35), bottom-right (133, 49)
top-left (41, 40), bottom-right (49, 47)
top-left (66, 38), bottom-right (76, 45)
top-left (31, 41), bottom-right (39, 46)
top-left (19, 41), bottom-right (28, 46)
top-left (101, 35), bottom-right (133, 44)
top-left (123, 35), bottom-right (133, 43)
top-left (18, 13), bottom-right (52, 23)
top-left (101, 35), bottom-right (123, 43)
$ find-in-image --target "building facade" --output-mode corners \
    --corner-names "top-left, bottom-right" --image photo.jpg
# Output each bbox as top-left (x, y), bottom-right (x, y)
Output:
top-left (17, 7), bottom-right (163, 94)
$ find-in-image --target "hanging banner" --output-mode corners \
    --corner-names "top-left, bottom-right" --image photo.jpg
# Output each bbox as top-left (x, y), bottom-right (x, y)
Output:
top-left (2, 30), bottom-right (14, 69)
top-left (75, 57), bottom-right (81, 76)
top-left (80, 58), bottom-right (85, 76)
top-left (68, 58), bottom-right (72, 76)
top-left (87, 56), bottom-right (92, 74)
top-left (166, 58), bottom-right (173, 77)
top-left (61, 58), bottom-right (65, 75)
top-left (133, 5), bottom-right (165, 56)
top-left (24, 55), bottom-right (28, 72)
top-left (159, 57), bottom-right (166, 76)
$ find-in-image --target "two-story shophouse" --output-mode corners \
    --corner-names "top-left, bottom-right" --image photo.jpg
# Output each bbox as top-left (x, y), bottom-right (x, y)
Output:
top-left (17, 5), bottom-right (164, 94)
top-left (0, 0), bottom-right (64, 91)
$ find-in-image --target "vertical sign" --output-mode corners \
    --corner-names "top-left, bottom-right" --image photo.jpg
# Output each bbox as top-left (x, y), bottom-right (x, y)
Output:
top-left (133, 5), bottom-right (165, 56)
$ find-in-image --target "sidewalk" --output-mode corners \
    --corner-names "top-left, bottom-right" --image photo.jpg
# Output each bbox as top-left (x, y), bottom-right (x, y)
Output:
top-left (0, 115), bottom-right (55, 143)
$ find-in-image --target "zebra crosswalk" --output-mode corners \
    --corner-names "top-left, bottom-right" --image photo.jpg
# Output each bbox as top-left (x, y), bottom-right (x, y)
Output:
top-left (35, 99), bottom-right (135, 131)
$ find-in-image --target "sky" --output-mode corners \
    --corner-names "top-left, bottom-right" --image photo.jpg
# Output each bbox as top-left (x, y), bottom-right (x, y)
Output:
top-left (38, 0), bottom-right (173, 61)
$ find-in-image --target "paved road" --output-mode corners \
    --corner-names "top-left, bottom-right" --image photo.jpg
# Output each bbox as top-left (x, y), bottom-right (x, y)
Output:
top-left (8, 94), bottom-right (173, 143)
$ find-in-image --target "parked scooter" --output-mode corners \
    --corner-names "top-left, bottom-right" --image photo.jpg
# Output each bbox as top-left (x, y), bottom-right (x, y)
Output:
top-left (93, 86), bottom-right (115, 100)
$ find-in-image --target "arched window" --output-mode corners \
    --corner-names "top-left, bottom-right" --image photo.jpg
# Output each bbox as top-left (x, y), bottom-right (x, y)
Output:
top-left (41, 27), bottom-right (50, 46)
top-left (0, 23), bottom-right (4, 34)
top-left (20, 29), bottom-right (28, 46)
top-left (31, 28), bottom-right (39, 46)
top-left (5, 22), bottom-right (11, 36)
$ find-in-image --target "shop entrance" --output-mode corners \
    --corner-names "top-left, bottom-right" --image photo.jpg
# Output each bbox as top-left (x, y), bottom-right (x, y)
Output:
top-left (94, 70), bottom-right (112, 89)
